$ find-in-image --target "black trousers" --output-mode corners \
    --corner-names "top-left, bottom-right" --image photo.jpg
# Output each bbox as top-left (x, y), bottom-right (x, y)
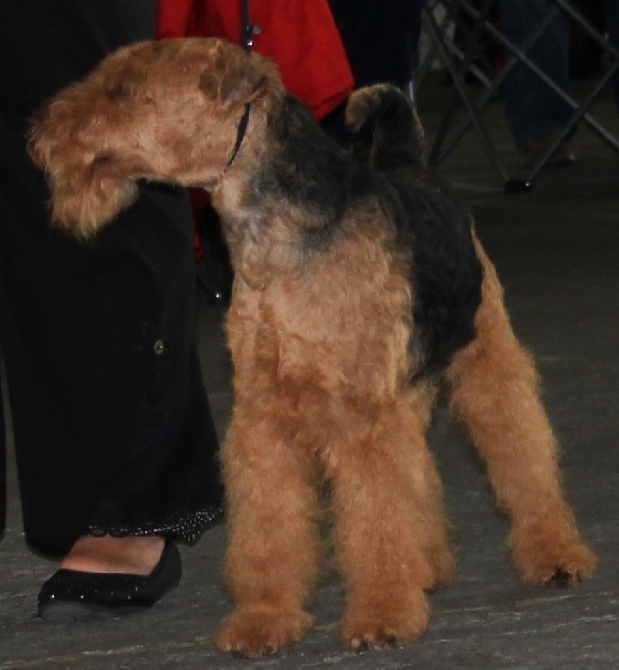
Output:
top-left (323, 0), bottom-right (424, 143)
top-left (328, 0), bottom-right (423, 90)
top-left (0, 0), bottom-right (222, 557)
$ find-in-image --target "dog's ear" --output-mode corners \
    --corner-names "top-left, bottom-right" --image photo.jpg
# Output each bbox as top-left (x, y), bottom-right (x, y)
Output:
top-left (199, 49), bottom-right (274, 110)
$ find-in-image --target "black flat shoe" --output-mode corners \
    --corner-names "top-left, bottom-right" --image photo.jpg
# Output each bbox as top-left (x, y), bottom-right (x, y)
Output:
top-left (37, 539), bottom-right (182, 622)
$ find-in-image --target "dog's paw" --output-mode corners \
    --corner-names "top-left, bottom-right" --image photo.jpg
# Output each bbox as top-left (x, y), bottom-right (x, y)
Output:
top-left (342, 623), bottom-right (401, 652)
top-left (510, 531), bottom-right (597, 586)
top-left (215, 606), bottom-right (313, 657)
top-left (341, 592), bottom-right (429, 651)
top-left (341, 616), bottom-right (428, 652)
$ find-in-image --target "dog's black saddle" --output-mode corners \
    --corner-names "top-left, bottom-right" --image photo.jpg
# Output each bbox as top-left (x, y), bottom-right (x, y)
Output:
top-left (385, 177), bottom-right (484, 380)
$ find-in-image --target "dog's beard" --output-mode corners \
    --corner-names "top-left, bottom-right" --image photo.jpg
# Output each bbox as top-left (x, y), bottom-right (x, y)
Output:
top-left (49, 174), bottom-right (139, 238)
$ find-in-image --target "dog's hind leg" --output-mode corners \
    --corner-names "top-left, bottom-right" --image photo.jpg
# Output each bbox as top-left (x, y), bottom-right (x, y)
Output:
top-left (445, 237), bottom-right (596, 586)
top-left (325, 392), bottom-right (453, 650)
top-left (215, 405), bottom-right (321, 657)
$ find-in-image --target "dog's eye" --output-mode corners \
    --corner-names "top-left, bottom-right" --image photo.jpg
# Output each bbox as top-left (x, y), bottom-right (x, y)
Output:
top-left (93, 153), bottom-right (113, 165)
top-left (106, 84), bottom-right (131, 100)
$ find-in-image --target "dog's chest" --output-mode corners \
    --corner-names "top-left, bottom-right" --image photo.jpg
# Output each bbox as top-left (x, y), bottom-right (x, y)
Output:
top-left (250, 252), bottom-right (412, 402)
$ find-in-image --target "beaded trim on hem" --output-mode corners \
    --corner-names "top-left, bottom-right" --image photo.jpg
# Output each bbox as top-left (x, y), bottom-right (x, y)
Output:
top-left (89, 505), bottom-right (223, 544)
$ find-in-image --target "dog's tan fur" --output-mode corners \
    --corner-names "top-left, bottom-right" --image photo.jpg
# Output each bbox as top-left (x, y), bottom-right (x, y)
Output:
top-left (29, 38), bottom-right (596, 657)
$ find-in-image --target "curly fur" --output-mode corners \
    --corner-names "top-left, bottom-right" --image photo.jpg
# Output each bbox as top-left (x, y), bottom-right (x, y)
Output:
top-left (29, 39), bottom-right (596, 657)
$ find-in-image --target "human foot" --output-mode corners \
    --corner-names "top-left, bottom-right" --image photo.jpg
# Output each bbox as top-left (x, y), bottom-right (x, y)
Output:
top-left (521, 132), bottom-right (576, 168)
top-left (59, 535), bottom-right (165, 575)
top-left (38, 537), bottom-right (181, 621)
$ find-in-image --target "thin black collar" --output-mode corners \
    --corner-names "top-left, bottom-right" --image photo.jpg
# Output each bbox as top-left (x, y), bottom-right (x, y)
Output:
top-left (226, 103), bottom-right (251, 169)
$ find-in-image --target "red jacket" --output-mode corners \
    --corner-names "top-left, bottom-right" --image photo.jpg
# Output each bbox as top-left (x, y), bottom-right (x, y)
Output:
top-left (157, 0), bottom-right (354, 120)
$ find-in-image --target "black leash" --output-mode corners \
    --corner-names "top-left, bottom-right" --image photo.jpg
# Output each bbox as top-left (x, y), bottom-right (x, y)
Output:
top-left (226, 0), bottom-right (260, 168)
top-left (226, 103), bottom-right (251, 168)
top-left (240, 0), bottom-right (260, 51)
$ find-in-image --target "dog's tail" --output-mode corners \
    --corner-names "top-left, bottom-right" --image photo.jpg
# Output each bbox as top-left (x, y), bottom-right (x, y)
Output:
top-left (344, 83), bottom-right (427, 176)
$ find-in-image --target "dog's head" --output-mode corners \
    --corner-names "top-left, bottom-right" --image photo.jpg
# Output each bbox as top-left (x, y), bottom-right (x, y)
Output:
top-left (28, 38), bottom-right (282, 238)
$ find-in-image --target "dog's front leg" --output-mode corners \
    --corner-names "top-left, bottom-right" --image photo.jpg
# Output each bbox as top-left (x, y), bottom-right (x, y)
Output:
top-left (215, 403), bottom-right (320, 657)
top-left (325, 397), bottom-right (453, 651)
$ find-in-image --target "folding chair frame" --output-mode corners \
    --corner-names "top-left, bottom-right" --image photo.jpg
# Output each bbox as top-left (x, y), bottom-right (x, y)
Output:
top-left (421, 0), bottom-right (619, 191)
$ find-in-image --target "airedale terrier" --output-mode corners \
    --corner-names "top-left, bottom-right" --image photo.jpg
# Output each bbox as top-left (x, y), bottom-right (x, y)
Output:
top-left (29, 38), bottom-right (596, 656)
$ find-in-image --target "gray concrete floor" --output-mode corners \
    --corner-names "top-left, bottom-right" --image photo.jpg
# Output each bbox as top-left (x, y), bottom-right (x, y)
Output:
top-left (2, 74), bottom-right (619, 668)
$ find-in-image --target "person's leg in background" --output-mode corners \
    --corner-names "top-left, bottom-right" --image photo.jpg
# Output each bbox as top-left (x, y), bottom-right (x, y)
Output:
top-left (322, 0), bottom-right (424, 145)
top-left (603, 0), bottom-right (619, 112)
top-left (499, 0), bottom-right (576, 165)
